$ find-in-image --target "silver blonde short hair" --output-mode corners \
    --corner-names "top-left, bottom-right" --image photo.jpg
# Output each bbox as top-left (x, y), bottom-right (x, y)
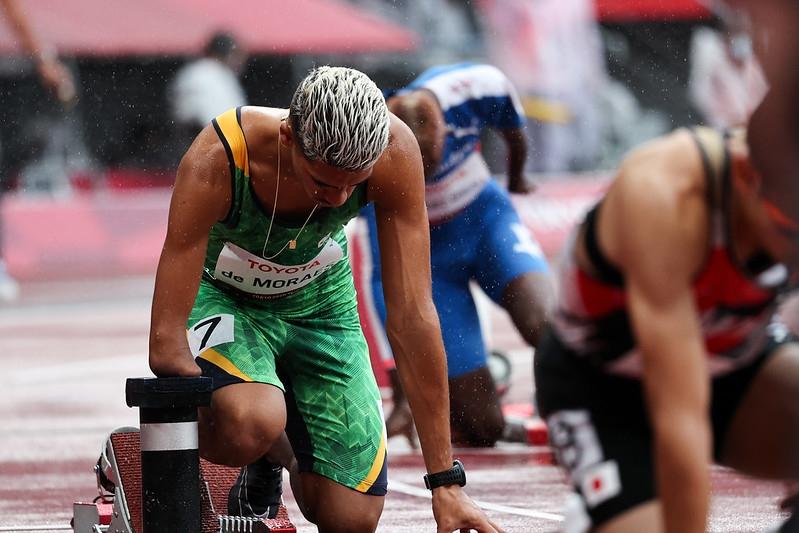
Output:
top-left (289, 66), bottom-right (390, 171)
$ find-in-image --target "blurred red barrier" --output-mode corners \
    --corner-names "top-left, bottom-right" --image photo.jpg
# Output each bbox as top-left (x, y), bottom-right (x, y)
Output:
top-left (2, 189), bottom-right (170, 280)
top-left (1, 175), bottom-right (609, 281)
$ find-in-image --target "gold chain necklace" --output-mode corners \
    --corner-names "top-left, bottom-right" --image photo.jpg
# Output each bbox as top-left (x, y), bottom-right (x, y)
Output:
top-left (261, 121), bottom-right (318, 260)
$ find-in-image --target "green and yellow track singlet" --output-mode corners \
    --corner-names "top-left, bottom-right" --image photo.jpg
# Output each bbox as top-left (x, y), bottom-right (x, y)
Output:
top-left (204, 107), bottom-right (366, 314)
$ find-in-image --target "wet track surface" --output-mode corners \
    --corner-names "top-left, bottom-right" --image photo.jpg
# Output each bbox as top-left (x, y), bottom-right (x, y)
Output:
top-left (0, 277), bottom-right (790, 532)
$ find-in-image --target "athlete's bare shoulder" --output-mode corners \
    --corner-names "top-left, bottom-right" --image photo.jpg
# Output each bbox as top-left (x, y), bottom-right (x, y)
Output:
top-left (171, 125), bottom-right (233, 225)
top-left (614, 128), bottom-right (706, 207)
top-left (601, 128), bottom-right (709, 277)
top-left (173, 107), bottom-right (281, 219)
top-left (620, 128), bottom-right (701, 174)
top-left (178, 125), bottom-right (228, 188)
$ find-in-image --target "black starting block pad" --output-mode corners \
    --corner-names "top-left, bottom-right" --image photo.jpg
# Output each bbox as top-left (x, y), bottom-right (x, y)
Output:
top-left (501, 403), bottom-right (549, 445)
top-left (108, 429), bottom-right (295, 533)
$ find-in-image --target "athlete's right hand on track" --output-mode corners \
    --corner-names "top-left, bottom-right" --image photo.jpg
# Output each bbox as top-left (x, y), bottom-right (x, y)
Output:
top-left (149, 350), bottom-right (202, 378)
top-left (432, 486), bottom-right (504, 533)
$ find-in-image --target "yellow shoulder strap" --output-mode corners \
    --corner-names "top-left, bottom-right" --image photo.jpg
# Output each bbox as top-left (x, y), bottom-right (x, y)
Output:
top-left (212, 107), bottom-right (250, 177)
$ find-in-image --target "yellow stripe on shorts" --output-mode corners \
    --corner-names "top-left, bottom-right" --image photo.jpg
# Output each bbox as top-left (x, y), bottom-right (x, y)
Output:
top-left (198, 347), bottom-right (254, 382)
top-left (355, 429), bottom-right (387, 492)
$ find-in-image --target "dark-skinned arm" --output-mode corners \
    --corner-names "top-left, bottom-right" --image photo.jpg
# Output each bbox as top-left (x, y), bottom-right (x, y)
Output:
top-left (499, 127), bottom-right (533, 194)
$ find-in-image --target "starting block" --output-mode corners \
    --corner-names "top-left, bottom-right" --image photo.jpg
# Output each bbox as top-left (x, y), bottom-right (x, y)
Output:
top-left (72, 430), bottom-right (295, 533)
top-left (72, 377), bottom-right (296, 533)
top-left (502, 403), bottom-right (549, 446)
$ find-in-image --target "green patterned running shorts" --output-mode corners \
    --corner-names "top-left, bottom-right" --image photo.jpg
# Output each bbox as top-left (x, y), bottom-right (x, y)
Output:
top-left (188, 279), bottom-right (388, 495)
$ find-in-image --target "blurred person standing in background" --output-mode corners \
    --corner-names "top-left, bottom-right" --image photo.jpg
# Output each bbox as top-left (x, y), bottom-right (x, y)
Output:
top-left (0, 0), bottom-right (77, 302)
top-left (168, 31), bottom-right (248, 148)
top-left (478, 0), bottom-right (606, 174)
top-left (0, 0), bottom-right (75, 104)
top-left (361, 63), bottom-right (554, 448)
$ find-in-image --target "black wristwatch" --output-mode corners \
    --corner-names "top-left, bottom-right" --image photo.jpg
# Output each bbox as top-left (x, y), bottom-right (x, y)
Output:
top-left (423, 459), bottom-right (467, 490)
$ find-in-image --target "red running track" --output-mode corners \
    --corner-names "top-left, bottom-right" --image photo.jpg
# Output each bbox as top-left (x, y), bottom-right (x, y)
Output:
top-left (0, 277), bottom-right (790, 532)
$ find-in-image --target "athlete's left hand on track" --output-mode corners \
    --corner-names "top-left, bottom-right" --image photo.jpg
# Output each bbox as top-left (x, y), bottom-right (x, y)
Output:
top-left (432, 485), bottom-right (504, 533)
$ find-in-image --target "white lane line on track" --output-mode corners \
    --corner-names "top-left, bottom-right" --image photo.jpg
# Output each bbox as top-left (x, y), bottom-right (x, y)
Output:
top-left (0, 482), bottom-right (564, 532)
top-left (9, 353), bottom-right (149, 385)
top-left (387, 444), bottom-right (553, 458)
top-left (0, 526), bottom-right (71, 531)
top-left (389, 479), bottom-right (564, 522)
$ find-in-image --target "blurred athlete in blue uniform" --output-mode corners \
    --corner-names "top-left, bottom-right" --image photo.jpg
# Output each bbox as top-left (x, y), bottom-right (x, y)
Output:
top-left (362, 63), bottom-right (554, 447)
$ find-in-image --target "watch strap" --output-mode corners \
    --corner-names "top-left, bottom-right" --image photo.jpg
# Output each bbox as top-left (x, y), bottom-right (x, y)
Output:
top-left (423, 459), bottom-right (466, 490)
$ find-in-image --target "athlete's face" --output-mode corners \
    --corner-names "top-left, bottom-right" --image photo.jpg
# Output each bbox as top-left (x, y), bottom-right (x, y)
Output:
top-left (293, 152), bottom-right (373, 208)
top-left (280, 118), bottom-right (374, 208)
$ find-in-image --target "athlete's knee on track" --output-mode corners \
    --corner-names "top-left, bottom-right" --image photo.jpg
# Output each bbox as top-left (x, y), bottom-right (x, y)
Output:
top-left (298, 477), bottom-right (383, 532)
top-left (231, 406), bottom-right (284, 455)
top-left (306, 496), bottom-right (383, 533)
top-left (310, 501), bottom-right (381, 532)
top-left (201, 402), bottom-right (285, 465)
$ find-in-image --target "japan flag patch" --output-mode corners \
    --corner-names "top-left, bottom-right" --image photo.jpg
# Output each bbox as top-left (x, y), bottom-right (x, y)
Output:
top-left (579, 460), bottom-right (621, 508)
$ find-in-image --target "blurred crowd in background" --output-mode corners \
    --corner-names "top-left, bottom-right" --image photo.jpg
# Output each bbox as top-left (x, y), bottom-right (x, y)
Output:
top-left (0, 0), bottom-right (764, 196)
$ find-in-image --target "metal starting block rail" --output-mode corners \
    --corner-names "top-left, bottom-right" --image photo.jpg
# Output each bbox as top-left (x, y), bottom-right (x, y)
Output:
top-left (72, 377), bottom-right (296, 533)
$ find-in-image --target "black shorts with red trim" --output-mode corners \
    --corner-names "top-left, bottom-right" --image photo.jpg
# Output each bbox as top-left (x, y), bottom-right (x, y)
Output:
top-left (534, 327), bottom-right (786, 528)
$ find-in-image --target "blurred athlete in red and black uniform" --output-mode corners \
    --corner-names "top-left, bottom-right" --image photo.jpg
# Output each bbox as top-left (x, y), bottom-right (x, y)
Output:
top-left (535, 127), bottom-right (799, 532)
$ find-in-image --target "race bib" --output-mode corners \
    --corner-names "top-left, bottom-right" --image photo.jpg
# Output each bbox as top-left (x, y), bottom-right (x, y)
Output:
top-left (213, 238), bottom-right (344, 297)
top-left (187, 313), bottom-right (234, 356)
